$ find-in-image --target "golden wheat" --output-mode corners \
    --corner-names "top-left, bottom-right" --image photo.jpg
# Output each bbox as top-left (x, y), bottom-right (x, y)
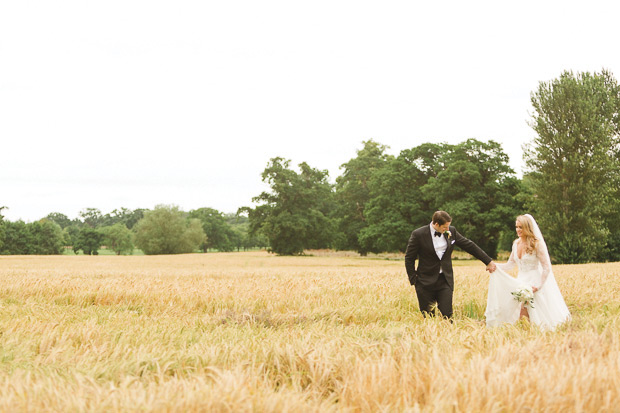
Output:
top-left (0, 252), bottom-right (618, 412)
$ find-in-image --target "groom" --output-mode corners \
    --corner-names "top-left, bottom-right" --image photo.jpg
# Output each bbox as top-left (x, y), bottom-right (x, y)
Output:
top-left (405, 211), bottom-right (496, 318)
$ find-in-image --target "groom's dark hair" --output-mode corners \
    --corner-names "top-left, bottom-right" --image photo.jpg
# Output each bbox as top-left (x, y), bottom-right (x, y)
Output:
top-left (432, 211), bottom-right (452, 225)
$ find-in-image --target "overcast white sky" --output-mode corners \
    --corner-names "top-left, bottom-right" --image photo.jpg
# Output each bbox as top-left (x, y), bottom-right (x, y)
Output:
top-left (2, 0), bottom-right (619, 222)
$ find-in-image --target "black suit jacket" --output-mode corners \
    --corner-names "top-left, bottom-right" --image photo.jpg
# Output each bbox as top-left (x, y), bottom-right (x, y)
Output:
top-left (404, 225), bottom-right (492, 290)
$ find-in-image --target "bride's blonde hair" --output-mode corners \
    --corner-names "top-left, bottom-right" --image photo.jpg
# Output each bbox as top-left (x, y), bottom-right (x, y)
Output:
top-left (517, 215), bottom-right (538, 254)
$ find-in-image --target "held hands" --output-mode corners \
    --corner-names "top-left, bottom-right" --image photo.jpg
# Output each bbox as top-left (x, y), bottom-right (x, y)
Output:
top-left (486, 261), bottom-right (497, 273)
top-left (532, 286), bottom-right (539, 293)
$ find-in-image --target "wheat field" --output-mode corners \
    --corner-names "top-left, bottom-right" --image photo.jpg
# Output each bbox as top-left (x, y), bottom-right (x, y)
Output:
top-left (0, 252), bottom-right (618, 412)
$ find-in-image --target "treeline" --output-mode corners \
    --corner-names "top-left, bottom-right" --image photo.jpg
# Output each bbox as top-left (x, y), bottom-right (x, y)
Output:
top-left (241, 69), bottom-right (620, 264)
top-left (0, 205), bottom-right (267, 255)
top-left (241, 139), bottom-right (522, 258)
top-left (1, 70), bottom-right (619, 263)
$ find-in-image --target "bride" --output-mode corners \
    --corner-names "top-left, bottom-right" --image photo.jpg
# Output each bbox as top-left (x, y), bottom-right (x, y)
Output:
top-left (485, 214), bottom-right (570, 330)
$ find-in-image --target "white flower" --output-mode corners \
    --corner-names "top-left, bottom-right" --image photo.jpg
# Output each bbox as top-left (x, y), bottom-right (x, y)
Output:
top-left (445, 230), bottom-right (452, 238)
top-left (511, 286), bottom-right (535, 308)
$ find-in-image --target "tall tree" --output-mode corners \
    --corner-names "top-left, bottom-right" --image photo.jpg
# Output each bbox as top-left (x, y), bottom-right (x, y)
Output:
top-left (102, 208), bottom-right (146, 229)
top-left (241, 158), bottom-right (335, 255)
top-left (359, 143), bottom-right (444, 253)
top-left (100, 223), bottom-right (135, 255)
top-left (134, 205), bottom-right (206, 255)
top-left (79, 208), bottom-right (104, 228)
top-left (30, 220), bottom-right (65, 254)
top-left (422, 139), bottom-right (521, 257)
top-left (360, 140), bottom-right (520, 256)
top-left (526, 69), bottom-right (620, 263)
top-left (0, 220), bottom-right (64, 255)
top-left (73, 227), bottom-right (104, 255)
top-left (334, 140), bottom-right (391, 255)
top-left (188, 207), bottom-right (236, 252)
top-left (1, 221), bottom-right (33, 254)
top-left (124, 208), bottom-right (146, 229)
top-left (45, 212), bottom-right (73, 229)
top-left (63, 225), bottom-right (81, 249)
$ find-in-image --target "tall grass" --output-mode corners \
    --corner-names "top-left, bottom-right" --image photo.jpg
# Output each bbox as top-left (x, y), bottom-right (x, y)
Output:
top-left (0, 253), bottom-right (618, 411)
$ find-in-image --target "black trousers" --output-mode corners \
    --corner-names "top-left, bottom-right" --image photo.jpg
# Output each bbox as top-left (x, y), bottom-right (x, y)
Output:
top-left (414, 273), bottom-right (453, 318)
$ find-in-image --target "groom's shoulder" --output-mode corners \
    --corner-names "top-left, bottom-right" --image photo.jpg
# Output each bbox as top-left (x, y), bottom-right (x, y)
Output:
top-left (412, 226), bottom-right (428, 235)
top-left (449, 225), bottom-right (461, 237)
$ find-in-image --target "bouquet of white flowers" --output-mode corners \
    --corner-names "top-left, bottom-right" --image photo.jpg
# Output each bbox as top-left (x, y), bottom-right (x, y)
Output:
top-left (511, 286), bottom-right (535, 308)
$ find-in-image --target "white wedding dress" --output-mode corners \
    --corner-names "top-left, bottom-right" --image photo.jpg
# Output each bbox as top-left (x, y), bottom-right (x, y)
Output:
top-left (485, 217), bottom-right (570, 331)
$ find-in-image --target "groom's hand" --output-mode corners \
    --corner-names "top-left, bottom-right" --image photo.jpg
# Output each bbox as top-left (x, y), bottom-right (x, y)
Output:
top-left (486, 261), bottom-right (497, 273)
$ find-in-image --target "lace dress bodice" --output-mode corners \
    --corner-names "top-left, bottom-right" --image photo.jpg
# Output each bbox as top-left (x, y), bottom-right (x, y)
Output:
top-left (499, 240), bottom-right (552, 289)
top-left (517, 252), bottom-right (540, 272)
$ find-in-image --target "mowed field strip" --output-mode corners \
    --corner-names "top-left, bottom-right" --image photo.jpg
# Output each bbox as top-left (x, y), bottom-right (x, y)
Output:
top-left (1, 252), bottom-right (619, 412)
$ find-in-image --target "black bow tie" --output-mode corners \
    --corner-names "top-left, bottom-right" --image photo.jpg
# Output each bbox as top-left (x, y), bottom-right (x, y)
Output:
top-left (434, 231), bottom-right (442, 237)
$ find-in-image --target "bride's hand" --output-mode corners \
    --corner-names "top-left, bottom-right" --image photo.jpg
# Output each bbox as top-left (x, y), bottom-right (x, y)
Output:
top-left (532, 286), bottom-right (539, 293)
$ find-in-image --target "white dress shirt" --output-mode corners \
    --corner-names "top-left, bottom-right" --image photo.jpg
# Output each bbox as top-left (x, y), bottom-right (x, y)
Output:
top-left (430, 223), bottom-right (448, 261)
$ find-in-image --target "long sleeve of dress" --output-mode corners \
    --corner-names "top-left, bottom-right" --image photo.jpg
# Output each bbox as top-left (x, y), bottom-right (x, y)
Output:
top-left (497, 243), bottom-right (517, 272)
top-left (537, 242), bottom-right (551, 288)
